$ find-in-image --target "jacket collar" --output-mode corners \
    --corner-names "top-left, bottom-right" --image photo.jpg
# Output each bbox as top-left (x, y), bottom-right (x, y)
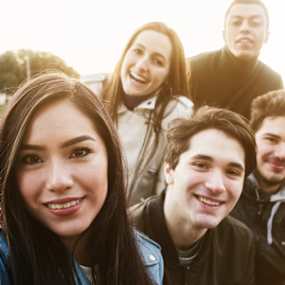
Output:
top-left (270, 186), bottom-right (285, 202)
top-left (146, 192), bottom-right (209, 269)
top-left (74, 261), bottom-right (93, 285)
top-left (118, 96), bottom-right (157, 114)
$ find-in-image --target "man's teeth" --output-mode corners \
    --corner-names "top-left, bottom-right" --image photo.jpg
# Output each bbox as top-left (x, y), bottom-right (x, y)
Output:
top-left (47, 200), bottom-right (80, 210)
top-left (198, 196), bottom-right (221, 207)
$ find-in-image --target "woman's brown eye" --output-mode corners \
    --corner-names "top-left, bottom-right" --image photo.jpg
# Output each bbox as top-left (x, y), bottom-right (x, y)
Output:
top-left (70, 147), bottom-right (91, 159)
top-left (21, 154), bottom-right (42, 165)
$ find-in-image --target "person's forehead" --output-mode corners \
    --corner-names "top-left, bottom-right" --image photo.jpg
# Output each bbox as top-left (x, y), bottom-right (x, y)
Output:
top-left (181, 129), bottom-right (245, 166)
top-left (227, 3), bottom-right (267, 20)
top-left (256, 116), bottom-right (285, 136)
top-left (132, 30), bottom-right (172, 58)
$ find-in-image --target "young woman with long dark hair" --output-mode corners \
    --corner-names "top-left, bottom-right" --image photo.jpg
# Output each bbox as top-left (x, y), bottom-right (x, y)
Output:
top-left (0, 73), bottom-right (163, 285)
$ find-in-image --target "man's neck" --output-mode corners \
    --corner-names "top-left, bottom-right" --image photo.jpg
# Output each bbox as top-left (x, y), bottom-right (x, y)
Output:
top-left (223, 46), bottom-right (258, 67)
top-left (254, 172), bottom-right (282, 194)
top-left (163, 196), bottom-right (207, 250)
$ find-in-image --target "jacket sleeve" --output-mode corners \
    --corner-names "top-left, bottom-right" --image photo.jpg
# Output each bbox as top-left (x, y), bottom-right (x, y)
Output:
top-left (0, 247), bottom-right (10, 284)
top-left (244, 236), bottom-right (256, 285)
top-left (135, 231), bottom-right (164, 285)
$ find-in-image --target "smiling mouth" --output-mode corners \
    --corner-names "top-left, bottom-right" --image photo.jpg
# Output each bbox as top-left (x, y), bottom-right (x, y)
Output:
top-left (129, 71), bottom-right (148, 84)
top-left (194, 194), bottom-right (224, 207)
top-left (266, 158), bottom-right (285, 170)
top-left (45, 198), bottom-right (83, 210)
top-left (270, 163), bottom-right (285, 172)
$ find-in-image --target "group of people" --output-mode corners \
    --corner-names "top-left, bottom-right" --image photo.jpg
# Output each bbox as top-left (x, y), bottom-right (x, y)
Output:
top-left (0, 0), bottom-right (284, 284)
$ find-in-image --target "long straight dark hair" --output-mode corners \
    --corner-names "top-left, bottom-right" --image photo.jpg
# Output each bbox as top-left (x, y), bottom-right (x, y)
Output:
top-left (102, 21), bottom-right (189, 133)
top-left (0, 73), bottom-right (155, 285)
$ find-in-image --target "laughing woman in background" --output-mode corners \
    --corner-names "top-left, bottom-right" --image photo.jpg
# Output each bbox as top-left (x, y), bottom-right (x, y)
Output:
top-left (96, 22), bottom-right (193, 206)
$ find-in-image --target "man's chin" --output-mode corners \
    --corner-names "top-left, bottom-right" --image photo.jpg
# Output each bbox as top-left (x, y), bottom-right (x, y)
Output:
top-left (266, 174), bottom-right (285, 185)
top-left (232, 50), bottom-right (259, 61)
top-left (256, 170), bottom-right (285, 192)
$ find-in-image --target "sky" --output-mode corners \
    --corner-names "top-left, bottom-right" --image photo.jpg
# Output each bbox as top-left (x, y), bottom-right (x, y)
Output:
top-left (0, 0), bottom-right (284, 80)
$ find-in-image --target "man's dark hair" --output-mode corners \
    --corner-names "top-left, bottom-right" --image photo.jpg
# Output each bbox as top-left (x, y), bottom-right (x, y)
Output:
top-left (250, 89), bottom-right (285, 132)
top-left (225, 0), bottom-right (269, 29)
top-left (165, 106), bottom-right (256, 177)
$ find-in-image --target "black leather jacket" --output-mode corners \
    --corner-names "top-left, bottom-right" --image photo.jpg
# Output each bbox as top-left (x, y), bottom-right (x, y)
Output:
top-left (130, 192), bottom-right (255, 285)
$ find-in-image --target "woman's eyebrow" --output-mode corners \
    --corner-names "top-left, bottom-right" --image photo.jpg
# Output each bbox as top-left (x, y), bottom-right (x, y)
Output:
top-left (20, 144), bottom-right (43, 151)
top-left (20, 135), bottom-right (96, 150)
top-left (60, 135), bottom-right (96, 148)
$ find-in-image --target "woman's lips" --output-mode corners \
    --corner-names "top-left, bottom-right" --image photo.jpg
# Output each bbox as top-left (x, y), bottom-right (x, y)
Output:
top-left (44, 197), bottom-right (84, 216)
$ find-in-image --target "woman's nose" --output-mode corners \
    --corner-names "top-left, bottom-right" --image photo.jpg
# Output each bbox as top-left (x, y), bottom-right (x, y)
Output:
top-left (46, 159), bottom-right (74, 193)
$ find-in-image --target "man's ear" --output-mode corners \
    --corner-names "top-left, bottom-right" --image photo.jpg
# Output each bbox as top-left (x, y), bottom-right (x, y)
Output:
top-left (164, 162), bottom-right (174, 185)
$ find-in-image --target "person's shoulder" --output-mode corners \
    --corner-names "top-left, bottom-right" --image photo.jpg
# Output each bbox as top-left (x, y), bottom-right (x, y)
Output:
top-left (162, 96), bottom-right (193, 124)
top-left (0, 231), bottom-right (8, 257)
top-left (81, 73), bottom-right (109, 96)
top-left (135, 230), bottom-right (161, 254)
top-left (135, 230), bottom-right (164, 283)
top-left (210, 217), bottom-right (255, 260)
top-left (135, 230), bottom-right (163, 265)
top-left (188, 49), bottom-right (220, 65)
top-left (129, 196), bottom-right (158, 227)
top-left (220, 216), bottom-right (254, 241)
top-left (258, 61), bottom-right (283, 84)
top-left (175, 96), bottom-right (194, 110)
top-left (0, 231), bottom-right (10, 284)
top-left (259, 61), bottom-right (281, 76)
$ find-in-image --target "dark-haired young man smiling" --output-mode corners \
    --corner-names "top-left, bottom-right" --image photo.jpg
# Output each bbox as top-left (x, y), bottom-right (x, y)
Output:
top-left (131, 106), bottom-right (256, 285)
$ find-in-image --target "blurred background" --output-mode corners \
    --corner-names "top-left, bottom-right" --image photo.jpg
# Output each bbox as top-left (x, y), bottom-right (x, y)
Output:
top-left (0, 0), bottom-right (283, 101)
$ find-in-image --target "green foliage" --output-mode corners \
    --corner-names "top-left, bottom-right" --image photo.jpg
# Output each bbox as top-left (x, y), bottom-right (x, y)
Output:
top-left (0, 49), bottom-right (79, 95)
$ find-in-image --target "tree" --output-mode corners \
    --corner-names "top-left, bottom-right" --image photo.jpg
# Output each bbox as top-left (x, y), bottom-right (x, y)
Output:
top-left (0, 51), bottom-right (22, 94)
top-left (0, 49), bottom-right (79, 95)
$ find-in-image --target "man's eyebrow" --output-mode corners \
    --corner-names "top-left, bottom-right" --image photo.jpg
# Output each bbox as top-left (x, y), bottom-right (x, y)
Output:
top-left (263, 133), bottom-right (280, 138)
top-left (192, 154), bottom-right (244, 170)
top-left (192, 154), bottom-right (213, 161)
top-left (20, 135), bottom-right (96, 150)
top-left (262, 133), bottom-right (281, 139)
top-left (231, 15), bottom-right (263, 19)
top-left (228, 162), bottom-right (245, 172)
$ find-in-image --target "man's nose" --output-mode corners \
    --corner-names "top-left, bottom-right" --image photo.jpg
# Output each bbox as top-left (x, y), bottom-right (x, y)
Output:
top-left (46, 159), bottom-right (73, 193)
top-left (205, 170), bottom-right (226, 194)
top-left (240, 19), bottom-right (250, 33)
